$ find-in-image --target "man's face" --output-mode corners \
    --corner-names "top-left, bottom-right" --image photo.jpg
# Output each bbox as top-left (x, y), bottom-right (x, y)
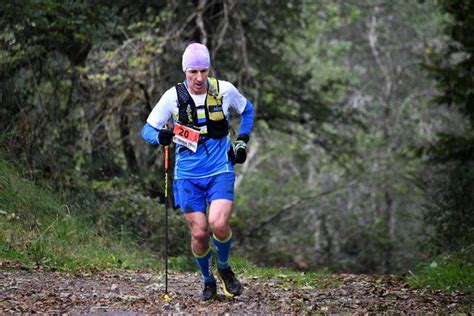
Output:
top-left (185, 68), bottom-right (209, 95)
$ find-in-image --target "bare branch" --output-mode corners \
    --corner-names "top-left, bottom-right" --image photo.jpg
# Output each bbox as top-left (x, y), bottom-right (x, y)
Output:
top-left (368, 11), bottom-right (392, 99)
top-left (235, 11), bottom-right (251, 85)
top-left (212, 0), bottom-right (238, 59)
top-left (196, 0), bottom-right (208, 45)
top-left (249, 178), bottom-right (358, 233)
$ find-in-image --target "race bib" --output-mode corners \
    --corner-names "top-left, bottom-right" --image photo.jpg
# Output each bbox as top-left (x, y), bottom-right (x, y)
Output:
top-left (173, 123), bottom-right (200, 153)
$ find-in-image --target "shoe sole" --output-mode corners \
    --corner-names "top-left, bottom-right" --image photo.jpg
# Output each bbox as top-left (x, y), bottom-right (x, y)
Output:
top-left (202, 294), bottom-right (217, 301)
top-left (216, 273), bottom-right (242, 297)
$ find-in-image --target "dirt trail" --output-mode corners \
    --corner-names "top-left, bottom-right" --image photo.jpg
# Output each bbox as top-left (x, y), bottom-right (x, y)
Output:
top-left (0, 267), bottom-right (472, 314)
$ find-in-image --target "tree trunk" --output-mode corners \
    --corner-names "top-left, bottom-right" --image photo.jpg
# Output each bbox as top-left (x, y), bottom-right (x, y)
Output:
top-left (119, 109), bottom-right (139, 175)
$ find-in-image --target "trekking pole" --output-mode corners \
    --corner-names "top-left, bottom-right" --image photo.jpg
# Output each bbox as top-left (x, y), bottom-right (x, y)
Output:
top-left (163, 144), bottom-right (170, 301)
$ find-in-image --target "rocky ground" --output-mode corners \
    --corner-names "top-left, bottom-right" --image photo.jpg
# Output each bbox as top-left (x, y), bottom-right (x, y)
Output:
top-left (0, 265), bottom-right (472, 314)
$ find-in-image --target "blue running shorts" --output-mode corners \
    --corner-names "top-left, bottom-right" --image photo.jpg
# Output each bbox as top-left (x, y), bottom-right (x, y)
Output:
top-left (173, 172), bottom-right (235, 213)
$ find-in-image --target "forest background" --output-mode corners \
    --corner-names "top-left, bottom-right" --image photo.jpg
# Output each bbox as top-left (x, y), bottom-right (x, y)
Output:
top-left (1, 0), bottom-right (473, 278)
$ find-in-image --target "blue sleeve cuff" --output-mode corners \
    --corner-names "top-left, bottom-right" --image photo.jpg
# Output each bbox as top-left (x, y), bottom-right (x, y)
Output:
top-left (142, 123), bottom-right (159, 145)
top-left (238, 100), bottom-right (254, 137)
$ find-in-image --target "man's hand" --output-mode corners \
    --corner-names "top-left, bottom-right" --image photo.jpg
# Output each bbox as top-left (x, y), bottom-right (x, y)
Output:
top-left (158, 129), bottom-right (174, 146)
top-left (234, 135), bottom-right (249, 164)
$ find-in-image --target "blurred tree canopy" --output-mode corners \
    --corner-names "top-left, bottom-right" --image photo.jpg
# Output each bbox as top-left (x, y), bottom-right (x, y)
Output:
top-left (1, 0), bottom-right (472, 273)
top-left (420, 0), bottom-right (474, 253)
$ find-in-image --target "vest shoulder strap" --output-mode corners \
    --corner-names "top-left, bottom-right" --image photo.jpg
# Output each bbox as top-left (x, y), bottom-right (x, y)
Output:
top-left (208, 77), bottom-right (220, 96)
top-left (176, 82), bottom-right (191, 106)
top-left (175, 83), bottom-right (196, 126)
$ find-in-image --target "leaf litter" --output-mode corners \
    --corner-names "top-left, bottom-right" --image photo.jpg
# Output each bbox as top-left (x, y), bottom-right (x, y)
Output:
top-left (0, 266), bottom-right (472, 314)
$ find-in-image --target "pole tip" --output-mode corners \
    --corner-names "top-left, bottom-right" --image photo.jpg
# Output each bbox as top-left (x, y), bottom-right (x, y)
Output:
top-left (163, 293), bottom-right (170, 302)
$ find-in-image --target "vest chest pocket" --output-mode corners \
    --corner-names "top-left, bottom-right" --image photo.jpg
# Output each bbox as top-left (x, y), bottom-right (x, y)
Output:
top-left (208, 105), bottom-right (225, 121)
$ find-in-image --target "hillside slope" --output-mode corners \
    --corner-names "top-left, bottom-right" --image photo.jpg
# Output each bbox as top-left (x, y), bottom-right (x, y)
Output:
top-left (0, 156), bottom-right (159, 272)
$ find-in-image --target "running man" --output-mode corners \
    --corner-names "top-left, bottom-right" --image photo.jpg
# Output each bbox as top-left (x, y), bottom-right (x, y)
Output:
top-left (142, 42), bottom-right (254, 301)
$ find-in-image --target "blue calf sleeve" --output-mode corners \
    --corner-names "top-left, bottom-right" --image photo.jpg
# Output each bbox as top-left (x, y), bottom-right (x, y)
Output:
top-left (194, 247), bottom-right (215, 284)
top-left (212, 231), bottom-right (233, 270)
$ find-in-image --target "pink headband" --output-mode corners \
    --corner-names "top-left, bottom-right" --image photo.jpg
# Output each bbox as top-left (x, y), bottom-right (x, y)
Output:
top-left (182, 43), bottom-right (211, 72)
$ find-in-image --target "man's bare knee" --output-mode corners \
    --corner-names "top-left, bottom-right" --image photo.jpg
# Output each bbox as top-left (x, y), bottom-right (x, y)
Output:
top-left (210, 219), bottom-right (230, 239)
top-left (191, 228), bottom-right (210, 246)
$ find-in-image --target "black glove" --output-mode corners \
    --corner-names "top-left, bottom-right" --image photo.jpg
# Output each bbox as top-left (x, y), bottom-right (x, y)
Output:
top-left (233, 135), bottom-right (249, 164)
top-left (158, 129), bottom-right (174, 146)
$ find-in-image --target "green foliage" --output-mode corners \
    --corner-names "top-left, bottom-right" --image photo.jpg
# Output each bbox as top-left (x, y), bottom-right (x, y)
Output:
top-left (233, 128), bottom-right (315, 268)
top-left (0, 156), bottom-right (161, 272)
top-left (418, 162), bottom-right (474, 252)
top-left (232, 256), bottom-right (337, 289)
top-left (407, 251), bottom-right (474, 293)
top-left (0, 0), bottom-right (112, 68)
top-left (421, 0), bottom-right (474, 255)
top-left (87, 177), bottom-right (191, 258)
top-left (168, 255), bottom-right (196, 272)
top-left (426, 0), bottom-right (474, 127)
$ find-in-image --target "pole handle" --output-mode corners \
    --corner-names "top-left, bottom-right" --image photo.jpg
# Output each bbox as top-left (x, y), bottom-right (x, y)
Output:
top-left (164, 145), bottom-right (169, 173)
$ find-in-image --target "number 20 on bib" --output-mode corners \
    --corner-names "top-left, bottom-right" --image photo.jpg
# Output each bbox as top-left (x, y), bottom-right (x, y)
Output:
top-left (172, 123), bottom-right (200, 152)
